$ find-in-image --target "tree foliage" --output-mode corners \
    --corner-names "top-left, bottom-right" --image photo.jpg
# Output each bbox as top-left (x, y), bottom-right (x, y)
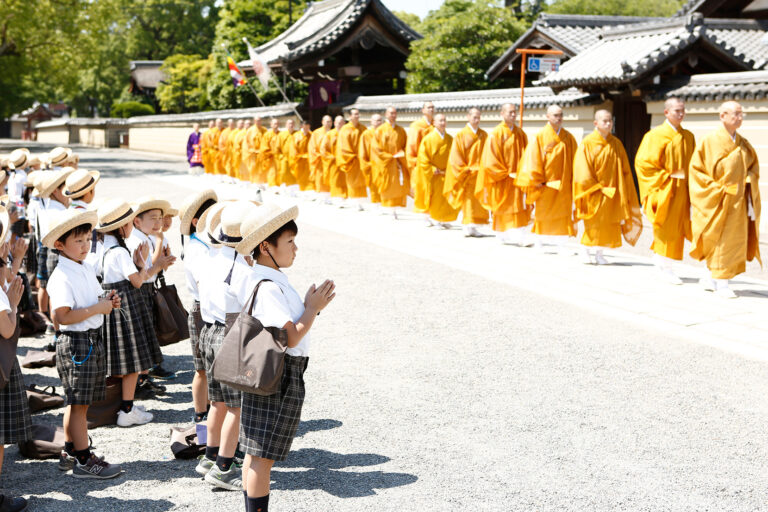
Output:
top-left (156, 54), bottom-right (211, 113)
top-left (110, 101), bottom-right (155, 118)
top-left (547, 0), bottom-right (685, 16)
top-left (392, 11), bottom-right (422, 34)
top-left (405, 0), bottom-right (527, 93)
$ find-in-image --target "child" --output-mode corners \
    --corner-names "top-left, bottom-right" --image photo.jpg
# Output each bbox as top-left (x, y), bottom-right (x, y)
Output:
top-left (195, 201), bottom-right (258, 491)
top-left (64, 169), bottom-right (100, 210)
top-left (125, 197), bottom-right (176, 380)
top-left (43, 208), bottom-right (123, 479)
top-left (234, 203), bottom-right (335, 512)
top-left (178, 190), bottom-right (218, 423)
top-left (0, 206), bottom-right (32, 511)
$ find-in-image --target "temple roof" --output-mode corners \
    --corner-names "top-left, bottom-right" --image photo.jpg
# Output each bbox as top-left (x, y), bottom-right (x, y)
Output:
top-left (662, 69), bottom-right (768, 100)
top-left (677, 0), bottom-right (768, 18)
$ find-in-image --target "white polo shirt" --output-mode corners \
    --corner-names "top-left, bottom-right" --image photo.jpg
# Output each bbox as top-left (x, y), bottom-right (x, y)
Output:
top-left (235, 264), bottom-right (310, 357)
top-left (184, 233), bottom-right (209, 301)
top-left (8, 169), bottom-right (27, 206)
top-left (37, 198), bottom-right (67, 240)
top-left (47, 255), bottom-right (104, 331)
top-left (28, 197), bottom-right (41, 239)
top-left (198, 245), bottom-right (251, 324)
top-left (102, 235), bottom-right (138, 284)
top-left (0, 288), bottom-right (10, 314)
top-left (126, 228), bottom-right (157, 284)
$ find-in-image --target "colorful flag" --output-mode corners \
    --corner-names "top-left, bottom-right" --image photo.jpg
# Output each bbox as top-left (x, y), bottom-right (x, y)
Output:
top-left (227, 55), bottom-right (246, 88)
top-left (244, 38), bottom-right (272, 90)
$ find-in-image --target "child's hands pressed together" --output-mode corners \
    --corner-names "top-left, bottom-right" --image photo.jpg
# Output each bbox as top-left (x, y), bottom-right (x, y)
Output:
top-left (106, 289), bottom-right (121, 309)
top-left (305, 279), bottom-right (336, 313)
top-left (6, 276), bottom-right (23, 308)
top-left (133, 241), bottom-right (149, 268)
top-left (11, 238), bottom-right (28, 262)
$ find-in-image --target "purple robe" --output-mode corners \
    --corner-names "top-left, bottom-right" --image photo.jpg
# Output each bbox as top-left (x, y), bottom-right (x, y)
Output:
top-left (187, 131), bottom-right (203, 167)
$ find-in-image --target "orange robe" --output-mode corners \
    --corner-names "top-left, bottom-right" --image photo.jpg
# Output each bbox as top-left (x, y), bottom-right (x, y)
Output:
top-left (216, 127), bottom-right (232, 175)
top-left (634, 122), bottom-right (695, 260)
top-left (444, 125), bottom-right (489, 225)
top-left (476, 122), bottom-right (530, 232)
top-left (321, 128), bottom-right (344, 198)
top-left (407, 117), bottom-right (433, 213)
top-left (517, 123), bottom-right (578, 236)
top-left (417, 130), bottom-right (458, 222)
top-left (277, 130), bottom-right (296, 186)
top-left (572, 130), bottom-right (642, 248)
top-left (337, 123), bottom-right (367, 198)
top-left (245, 125), bottom-right (266, 183)
top-left (309, 127), bottom-right (329, 193)
top-left (372, 122), bottom-right (409, 208)
top-left (231, 128), bottom-right (247, 180)
top-left (260, 130), bottom-right (279, 187)
top-left (689, 126), bottom-right (761, 279)
top-left (201, 127), bottom-right (217, 174)
top-left (290, 130), bottom-right (313, 191)
top-left (359, 128), bottom-right (380, 203)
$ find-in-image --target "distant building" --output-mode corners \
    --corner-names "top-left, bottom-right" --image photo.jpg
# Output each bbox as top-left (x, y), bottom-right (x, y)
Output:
top-left (129, 60), bottom-right (167, 106)
top-left (8, 103), bottom-right (67, 140)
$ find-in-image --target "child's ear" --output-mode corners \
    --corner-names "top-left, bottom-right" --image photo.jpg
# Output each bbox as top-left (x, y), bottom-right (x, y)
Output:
top-left (53, 240), bottom-right (65, 251)
top-left (191, 218), bottom-right (198, 228)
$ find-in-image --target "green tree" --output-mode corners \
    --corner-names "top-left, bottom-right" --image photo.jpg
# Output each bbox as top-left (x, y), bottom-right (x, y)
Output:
top-left (393, 11), bottom-right (422, 33)
top-left (110, 101), bottom-right (155, 118)
top-left (157, 54), bottom-right (211, 113)
top-left (405, 0), bottom-right (527, 93)
top-left (547, 0), bottom-right (684, 16)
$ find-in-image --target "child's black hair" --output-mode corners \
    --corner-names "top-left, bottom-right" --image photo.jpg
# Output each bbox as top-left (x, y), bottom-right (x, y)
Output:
top-left (53, 223), bottom-right (93, 254)
top-left (105, 228), bottom-right (129, 252)
top-left (250, 220), bottom-right (298, 259)
top-left (190, 199), bottom-right (217, 234)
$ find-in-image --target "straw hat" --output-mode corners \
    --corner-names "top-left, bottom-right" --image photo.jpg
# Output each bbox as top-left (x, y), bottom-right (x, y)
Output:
top-left (95, 198), bottom-right (137, 232)
top-left (133, 196), bottom-right (171, 217)
top-left (236, 203), bottom-right (299, 256)
top-left (8, 148), bottom-right (30, 170)
top-left (212, 201), bottom-right (259, 248)
top-left (38, 167), bottom-right (76, 199)
top-left (201, 202), bottom-right (230, 249)
top-left (165, 207), bottom-right (178, 217)
top-left (27, 155), bottom-right (41, 168)
top-left (42, 209), bottom-right (98, 249)
top-left (25, 170), bottom-right (41, 188)
top-left (178, 189), bottom-right (217, 236)
top-left (64, 169), bottom-right (100, 198)
top-left (47, 147), bottom-right (73, 167)
top-left (0, 206), bottom-right (10, 244)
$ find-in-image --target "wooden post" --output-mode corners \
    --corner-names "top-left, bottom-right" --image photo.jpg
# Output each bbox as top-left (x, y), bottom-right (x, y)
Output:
top-left (515, 49), bottom-right (564, 129)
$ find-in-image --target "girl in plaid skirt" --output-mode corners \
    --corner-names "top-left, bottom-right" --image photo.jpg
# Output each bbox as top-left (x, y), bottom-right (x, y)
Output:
top-left (233, 204), bottom-right (335, 512)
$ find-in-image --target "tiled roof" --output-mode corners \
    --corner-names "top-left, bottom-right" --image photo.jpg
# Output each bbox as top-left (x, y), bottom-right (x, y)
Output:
top-left (344, 87), bottom-right (598, 113)
top-left (706, 19), bottom-right (768, 69)
top-left (537, 15), bottom-right (757, 90)
top-left (127, 103), bottom-right (299, 124)
top-left (663, 70), bottom-right (768, 101)
top-left (240, 0), bottom-right (420, 67)
top-left (486, 14), bottom-right (663, 81)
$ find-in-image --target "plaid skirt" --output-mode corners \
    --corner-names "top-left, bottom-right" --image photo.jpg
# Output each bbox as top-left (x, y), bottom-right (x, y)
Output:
top-left (55, 329), bottom-right (107, 406)
top-left (200, 323), bottom-right (241, 408)
top-left (239, 355), bottom-right (309, 461)
top-left (0, 359), bottom-right (32, 443)
top-left (36, 242), bottom-right (48, 285)
top-left (138, 282), bottom-right (163, 364)
top-left (25, 234), bottom-right (37, 277)
top-left (46, 249), bottom-right (59, 279)
top-left (188, 301), bottom-right (205, 371)
top-left (102, 279), bottom-right (159, 375)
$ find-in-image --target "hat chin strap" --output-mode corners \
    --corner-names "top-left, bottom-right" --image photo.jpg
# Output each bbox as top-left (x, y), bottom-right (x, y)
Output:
top-left (265, 247), bottom-right (280, 270)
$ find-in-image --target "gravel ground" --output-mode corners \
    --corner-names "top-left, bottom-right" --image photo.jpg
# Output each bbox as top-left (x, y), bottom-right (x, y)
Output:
top-left (1, 142), bottom-right (767, 511)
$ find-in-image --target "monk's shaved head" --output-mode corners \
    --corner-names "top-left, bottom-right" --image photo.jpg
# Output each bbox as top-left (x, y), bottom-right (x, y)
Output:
top-left (546, 104), bottom-right (563, 116)
top-left (422, 101), bottom-right (435, 121)
top-left (664, 97), bottom-right (685, 129)
top-left (434, 113), bottom-right (447, 132)
top-left (501, 103), bottom-right (516, 127)
top-left (593, 109), bottom-right (613, 137)
top-left (334, 115), bottom-right (345, 129)
top-left (719, 101), bottom-right (743, 134)
top-left (719, 101), bottom-right (742, 115)
top-left (664, 97), bottom-right (684, 111)
top-left (322, 115), bottom-right (332, 129)
top-left (467, 107), bottom-right (481, 130)
top-left (594, 109), bottom-right (611, 121)
top-left (547, 104), bottom-right (564, 130)
top-left (371, 113), bottom-right (383, 129)
top-left (385, 107), bottom-right (397, 124)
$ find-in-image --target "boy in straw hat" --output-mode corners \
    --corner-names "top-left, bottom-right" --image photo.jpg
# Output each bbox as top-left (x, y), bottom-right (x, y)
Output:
top-left (178, 190), bottom-right (218, 424)
top-left (195, 200), bottom-right (258, 490)
top-left (44, 208), bottom-right (123, 479)
top-left (233, 203), bottom-right (335, 511)
top-left (64, 169), bottom-right (100, 210)
top-left (125, 196), bottom-right (176, 380)
top-left (46, 147), bottom-right (74, 170)
top-left (0, 205), bottom-right (34, 511)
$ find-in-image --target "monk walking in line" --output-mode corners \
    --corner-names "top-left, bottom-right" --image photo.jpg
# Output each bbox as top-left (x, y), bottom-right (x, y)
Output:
top-left (372, 107), bottom-right (409, 218)
top-left (245, 116), bottom-right (266, 185)
top-left (337, 108), bottom-right (368, 210)
top-left (416, 113), bottom-right (458, 228)
top-left (407, 102), bottom-right (434, 221)
top-left (260, 118), bottom-right (280, 189)
top-left (291, 120), bottom-right (314, 194)
top-left (276, 119), bottom-right (297, 192)
top-left (359, 114), bottom-right (383, 207)
top-left (309, 115), bottom-right (332, 200)
top-left (322, 116), bottom-right (346, 205)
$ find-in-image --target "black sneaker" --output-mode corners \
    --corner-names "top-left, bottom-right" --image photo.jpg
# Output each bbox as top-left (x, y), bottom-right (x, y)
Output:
top-left (148, 365), bottom-right (176, 380)
top-left (0, 494), bottom-right (27, 512)
top-left (44, 341), bottom-right (56, 352)
top-left (144, 378), bottom-right (167, 393)
top-left (134, 382), bottom-right (156, 400)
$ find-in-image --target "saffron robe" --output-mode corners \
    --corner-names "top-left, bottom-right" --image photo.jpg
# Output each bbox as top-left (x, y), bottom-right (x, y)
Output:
top-left (372, 122), bottom-right (409, 208)
top-left (290, 130), bottom-right (313, 191)
top-left (277, 130), bottom-right (296, 186)
top-left (201, 127), bottom-right (218, 173)
top-left (359, 128), bottom-right (380, 203)
top-left (260, 129), bottom-right (279, 187)
top-left (321, 128), bottom-right (344, 198)
top-left (309, 127), bottom-right (330, 193)
top-left (517, 123), bottom-right (577, 236)
top-left (245, 125), bottom-right (266, 183)
top-left (689, 126), bottom-right (761, 279)
top-left (444, 125), bottom-right (489, 225)
top-left (216, 127), bottom-right (232, 175)
top-left (572, 130), bottom-right (642, 248)
top-left (476, 122), bottom-right (530, 232)
top-left (337, 123), bottom-right (367, 198)
top-left (417, 130), bottom-right (459, 222)
top-left (231, 128), bottom-right (247, 180)
top-left (634, 122), bottom-right (695, 260)
top-left (407, 117), bottom-right (433, 213)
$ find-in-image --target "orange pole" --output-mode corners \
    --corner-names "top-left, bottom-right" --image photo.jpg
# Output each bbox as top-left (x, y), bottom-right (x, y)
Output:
top-left (515, 49), bottom-right (564, 130)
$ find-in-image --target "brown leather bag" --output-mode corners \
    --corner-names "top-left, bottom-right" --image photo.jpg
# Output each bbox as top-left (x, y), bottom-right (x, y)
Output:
top-left (86, 377), bottom-right (122, 428)
top-left (18, 424), bottom-right (66, 459)
top-left (154, 272), bottom-right (189, 346)
top-left (27, 384), bottom-right (65, 413)
top-left (0, 323), bottom-right (21, 390)
top-left (170, 424), bottom-right (206, 459)
top-left (21, 348), bottom-right (55, 368)
top-left (211, 280), bottom-right (288, 396)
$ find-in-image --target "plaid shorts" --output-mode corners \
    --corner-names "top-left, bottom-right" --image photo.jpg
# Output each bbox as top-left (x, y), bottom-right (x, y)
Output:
top-left (36, 242), bottom-right (48, 286)
top-left (200, 323), bottom-right (241, 408)
top-left (239, 355), bottom-right (308, 461)
top-left (0, 359), bottom-right (32, 443)
top-left (55, 330), bottom-right (107, 406)
top-left (102, 279), bottom-right (157, 375)
top-left (188, 301), bottom-right (205, 371)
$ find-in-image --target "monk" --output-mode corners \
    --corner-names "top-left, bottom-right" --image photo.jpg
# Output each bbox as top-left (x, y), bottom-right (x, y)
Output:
top-left (444, 107), bottom-right (489, 237)
top-left (200, 120), bottom-right (217, 174)
top-left (216, 119), bottom-right (234, 176)
top-left (260, 119), bottom-right (280, 188)
top-left (407, 102), bottom-right (434, 214)
top-left (572, 109), bottom-right (642, 264)
top-left (416, 113), bottom-right (458, 228)
top-left (359, 114), bottom-right (383, 205)
top-left (476, 103), bottom-right (530, 244)
top-left (309, 115), bottom-right (332, 198)
top-left (321, 116), bottom-right (345, 203)
top-left (245, 116), bottom-right (266, 184)
top-left (689, 101), bottom-right (761, 298)
top-left (517, 104), bottom-right (578, 252)
top-left (372, 107), bottom-right (409, 218)
top-left (635, 97), bottom-right (695, 284)
top-left (337, 108), bottom-right (367, 208)
top-left (230, 119), bottom-right (247, 181)
top-left (290, 121), bottom-right (313, 192)
top-left (277, 119), bottom-right (297, 189)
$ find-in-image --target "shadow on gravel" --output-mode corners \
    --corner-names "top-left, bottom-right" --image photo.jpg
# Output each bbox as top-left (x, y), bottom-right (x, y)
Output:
top-left (296, 419), bottom-right (343, 437)
top-left (27, 496), bottom-right (174, 511)
top-left (273, 448), bottom-right (418, 498)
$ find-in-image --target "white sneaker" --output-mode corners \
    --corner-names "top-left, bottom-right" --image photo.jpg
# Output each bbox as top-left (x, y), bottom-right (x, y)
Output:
top-left (464, 225), bottom-right (481, 238)
top-left (660, 267), bottom-right (683, 285)
top-left (716, 286), bottom-right (737, 299)
top-left (117, 407), bottom-right (153, 427)
top-left (594, 250), bottom-right (608, 265)
top-left (699, 277), bottom-right (716, 291)
top-left (580, 247), bottom-right (593, 264)
top-left (426, 218), bottom-right (435, 227)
